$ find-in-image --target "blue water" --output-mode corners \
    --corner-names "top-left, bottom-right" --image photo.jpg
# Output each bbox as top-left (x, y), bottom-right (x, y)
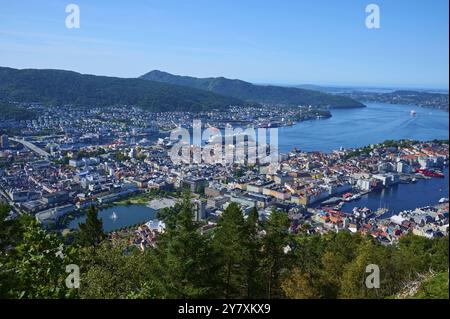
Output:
top-left (342, 168), bottom-right (449, 217)
top-left (277, 102), bottom-right (449, 212)
top-left (277, 103), bottom-right (449, 153)
top-left (68, 103), bottom-right (448, 228)
top-left (69, 204), bottom-right (156, 232)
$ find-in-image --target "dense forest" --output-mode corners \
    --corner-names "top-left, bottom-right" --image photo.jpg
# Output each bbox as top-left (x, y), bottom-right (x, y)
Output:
top-left (0, 67), bottom-right (246, 112)
top-left (0, 196), bottom-right (448, 299)
top-left (141, 70), bottom-right (366, 108)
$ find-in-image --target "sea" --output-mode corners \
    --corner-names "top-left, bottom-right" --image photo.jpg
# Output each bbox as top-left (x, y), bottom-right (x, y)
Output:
top-left (277, 102), bottom-right (449, 216)
top-left (71, 102), bottom-right (449, 231)
top-left (277, 102), bottom-right (449, 153)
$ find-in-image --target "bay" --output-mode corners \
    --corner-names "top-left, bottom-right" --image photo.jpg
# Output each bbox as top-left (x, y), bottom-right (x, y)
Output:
top-left (277, 102), bottom-right (449, 213)
top-left (341, 168), bottom-right (449, 217)
top-left (277, 102), bottom-right (449, 153)
top-left (69, 103), bottom-right (449, 230)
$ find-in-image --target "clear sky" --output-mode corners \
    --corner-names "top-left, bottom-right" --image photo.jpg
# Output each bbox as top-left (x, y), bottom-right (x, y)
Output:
top-left (0, 0), bottom-right (448, 89)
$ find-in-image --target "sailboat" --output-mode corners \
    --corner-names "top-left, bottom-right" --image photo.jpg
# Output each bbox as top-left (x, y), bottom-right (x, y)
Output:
top-left (375, 200), bottom-right (389, 218)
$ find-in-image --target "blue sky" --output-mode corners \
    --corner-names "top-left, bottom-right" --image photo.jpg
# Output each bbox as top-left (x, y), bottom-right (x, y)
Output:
top-left (0, 0), bottom-right (448, 89)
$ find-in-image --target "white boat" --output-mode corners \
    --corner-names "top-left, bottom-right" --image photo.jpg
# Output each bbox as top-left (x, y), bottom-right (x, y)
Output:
top-left (375, 208), bottom-right (389, 217)
top-left (345, 194), bottom-right (361, 202)
top-left (410, 110), bottom-right (417, 117)
top-left (438, 197), bottom-right (449, 204)
top-left (110, 212), bottom-right (118, 220)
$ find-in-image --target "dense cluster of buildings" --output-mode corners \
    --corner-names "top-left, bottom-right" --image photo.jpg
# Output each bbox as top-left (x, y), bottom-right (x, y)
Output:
top-left (0, 104), bottom-right (448, 243)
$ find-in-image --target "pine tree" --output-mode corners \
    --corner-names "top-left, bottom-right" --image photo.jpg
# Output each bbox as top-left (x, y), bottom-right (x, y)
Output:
top-left (77, 205), bottom-right (104, 247)
top-left (243, 206), bottom-right (263, 298)
top-left (290, 234), bottom-right (327, 298)
top-left (212, 202), bottom-right (247, 298)
top-left (261, 208), bottom-right (292, 299)
top-left (155, 191), bottom-right (217, 298)
top-left (318, 232), bottom-right (362, 298)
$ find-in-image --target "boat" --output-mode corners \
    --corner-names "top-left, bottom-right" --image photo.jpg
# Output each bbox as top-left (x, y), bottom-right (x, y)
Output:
top-left (342, 192), bottom-right (353, 199)
top-left (344, 193), bottom-right (361, 202)
top-left (439, 197), bottom-right (449, 204)
top-left (333, 202), bottom-right (345, 210)
top-left (322, 197), bottom-right (342, 205)
top-left (415, 168), bottom-right (445, 178)
top-left (410, 110), bottom-right (417, 117)
top-left (375, 208), bottom-right (389, 217)
top-left (110, 212), bottom-right (118, 220)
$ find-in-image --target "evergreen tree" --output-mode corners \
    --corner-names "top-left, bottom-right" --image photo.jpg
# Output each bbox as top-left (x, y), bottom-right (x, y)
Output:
top-left (292, 234), bottom-right (327, 297)
top-left (318, 232), bottom-right (362, 298)
top-left (76, 205), bottom-right (104, 247)
top-left (261, 208), bottom-right (292, 299)
top-left (243, 206), bottom-right (263, 298)
top-left (212, 202), bottom-right (247, 298)
top-left (155, 191), bottom-right (217, 298)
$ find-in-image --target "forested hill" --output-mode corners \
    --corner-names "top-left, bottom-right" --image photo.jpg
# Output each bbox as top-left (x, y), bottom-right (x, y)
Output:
top-left (0, 67), bottom-right (246, 112)
top-left (141, 70), bottom-right (365, 108)
top-left (347, 89), bottom-right (449, 112)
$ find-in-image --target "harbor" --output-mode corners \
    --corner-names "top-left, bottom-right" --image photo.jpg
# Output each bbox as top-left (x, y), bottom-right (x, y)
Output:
top-left (340, 168), bottom-right (449, 218)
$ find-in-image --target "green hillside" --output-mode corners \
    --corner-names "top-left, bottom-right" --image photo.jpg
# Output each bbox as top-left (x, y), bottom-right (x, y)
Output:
top-left (0, 67), bottom-right (246, 112)
top-left (413, 272), bottom-right (449, 299)
top-left (141, 70), bottom-right (365, 108)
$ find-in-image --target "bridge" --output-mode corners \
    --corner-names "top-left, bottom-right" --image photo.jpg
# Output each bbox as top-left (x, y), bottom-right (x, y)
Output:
top-left (9, 138), bottom-right (51, 158)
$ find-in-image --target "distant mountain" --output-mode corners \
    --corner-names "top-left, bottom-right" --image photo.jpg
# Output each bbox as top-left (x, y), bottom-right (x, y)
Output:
top-left (295, 84), bottom-right (344, 93)
top-left (140, 70), bottom-right (365, 108)
top-left (0, 67), bottom-right (246, 112)
top-left (346, 89), bottom-right (449, 111)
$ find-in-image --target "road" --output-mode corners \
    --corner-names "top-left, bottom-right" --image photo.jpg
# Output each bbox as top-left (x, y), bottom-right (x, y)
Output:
top-left (9, 137), bottom-right (51, 158)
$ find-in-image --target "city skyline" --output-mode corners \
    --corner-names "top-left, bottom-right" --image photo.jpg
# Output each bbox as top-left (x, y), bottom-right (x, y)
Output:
top-left (0, 0), bottom-right (448, 89)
